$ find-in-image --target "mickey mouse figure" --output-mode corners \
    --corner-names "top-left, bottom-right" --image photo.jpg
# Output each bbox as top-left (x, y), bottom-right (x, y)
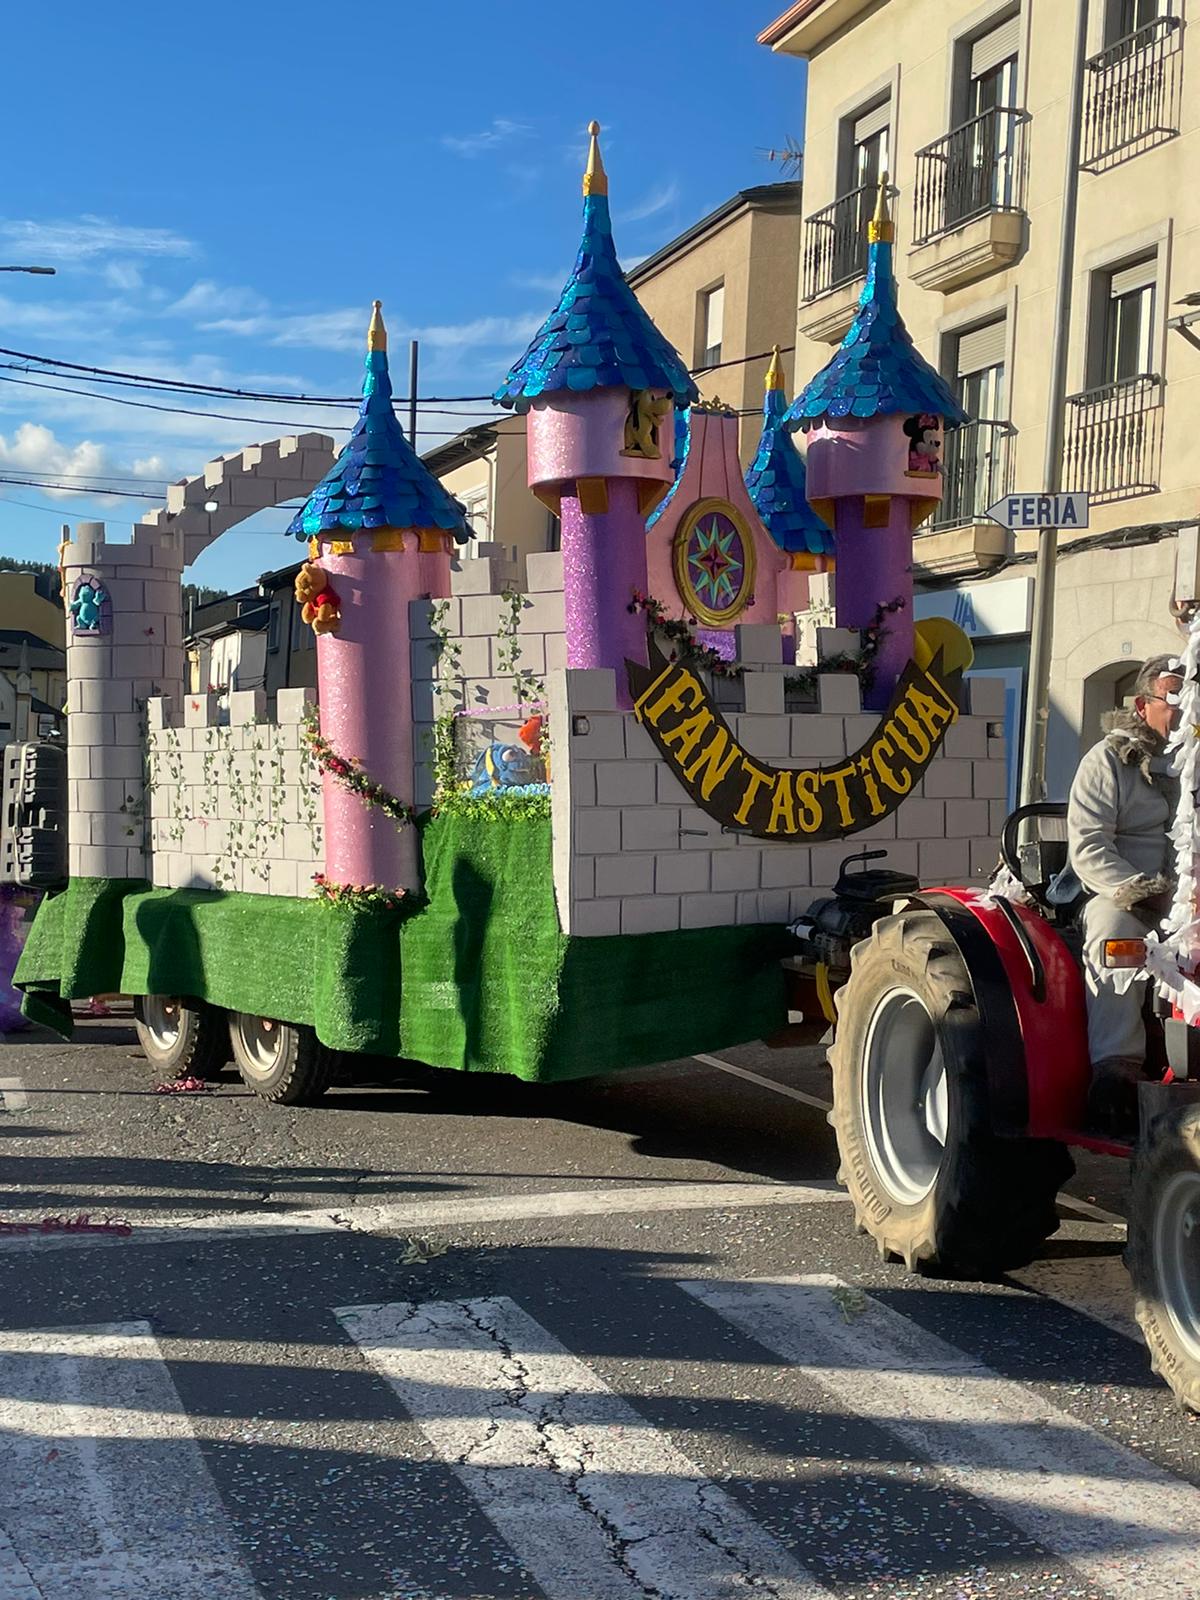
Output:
top-left (902, 413), bottom-right (942, 477)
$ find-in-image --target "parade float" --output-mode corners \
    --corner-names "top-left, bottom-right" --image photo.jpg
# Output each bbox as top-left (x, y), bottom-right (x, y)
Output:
top-left (12, 134), bottom-right (1007, 1101)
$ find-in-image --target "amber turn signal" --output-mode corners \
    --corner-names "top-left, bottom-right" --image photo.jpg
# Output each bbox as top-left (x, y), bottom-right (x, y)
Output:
top-left (1103, 939), bottom-right (1147, 969)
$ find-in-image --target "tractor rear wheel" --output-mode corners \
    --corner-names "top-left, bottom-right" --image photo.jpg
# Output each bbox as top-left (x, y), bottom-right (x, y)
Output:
top-left (829, 909), bottom-right (1072, 1277)
top-left (1127, 1102), bottom-right (1200, 1412)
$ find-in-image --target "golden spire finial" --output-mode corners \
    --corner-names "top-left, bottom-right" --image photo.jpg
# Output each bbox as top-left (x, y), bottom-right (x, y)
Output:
top-left (765, 345), bottom-right (785, 392)
top-left (583, 120), bottom-right (608, 197)
top-left (867, 173), bottom-right (894, 243)
top-left (367, 299), bottom-right (387, 352)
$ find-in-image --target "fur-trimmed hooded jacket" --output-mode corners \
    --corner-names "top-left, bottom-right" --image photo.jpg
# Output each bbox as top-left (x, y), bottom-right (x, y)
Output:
top-left (1067, 711), bottom-right (1178, 911)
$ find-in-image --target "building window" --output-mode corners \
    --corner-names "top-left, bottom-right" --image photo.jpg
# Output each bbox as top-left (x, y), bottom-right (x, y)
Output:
top-left (461, 489), bottom-right (489, 541)
top-left (914, 12), bottom-right (1023, 245)
top-left (1083, 0), bottom-right (1181, 171)
top-left (267, 599), bottom-right (281, 654)
top-left (698, 283), bottom-right (724, 368)
top-left (1093, 254), bottom-right (1157, 386)
top-left (1065, 254), bottom-right (1164, 501)
top-left (843, 98), bottom-right (890, 196)
top-left (803, 97), bottom-right (890, 300)
top-left (934, 318), bottom-right (1013, 528)
top-left (1107, 0), bottom-right (1161, 48)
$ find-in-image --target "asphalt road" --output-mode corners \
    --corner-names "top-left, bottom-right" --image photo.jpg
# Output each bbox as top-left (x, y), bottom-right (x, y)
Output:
top-left (0, 1012), bottom-right (1195, 1600)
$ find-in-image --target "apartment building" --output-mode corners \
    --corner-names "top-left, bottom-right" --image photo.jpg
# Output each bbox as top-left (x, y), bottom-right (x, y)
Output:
top-left (425, 181), bottom-right (802, 576)
top-left (761, 0), bottom-right (1199, 797)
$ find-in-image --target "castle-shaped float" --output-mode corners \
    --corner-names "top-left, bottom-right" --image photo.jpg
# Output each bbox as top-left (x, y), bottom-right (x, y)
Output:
top-left (16, 128), bottom-right (1008, 1093)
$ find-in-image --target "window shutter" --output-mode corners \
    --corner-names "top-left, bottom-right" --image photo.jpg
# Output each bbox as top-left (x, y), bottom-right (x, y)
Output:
top-left (1109, 255), bottom-right (1157, 297)
top-left (956, 319), bottom-right (1007, 377)
top-left (853, 98), bottom-right (891, 145)
top-left (971, 12), bottom-right (1020, 77)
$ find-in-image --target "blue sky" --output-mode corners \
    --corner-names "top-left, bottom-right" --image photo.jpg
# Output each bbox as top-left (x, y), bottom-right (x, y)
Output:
top-left (0, 1), bottom-right (804, 593)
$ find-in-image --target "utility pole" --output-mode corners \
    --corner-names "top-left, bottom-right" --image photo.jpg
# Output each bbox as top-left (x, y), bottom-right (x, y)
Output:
top-left (0, 265), bottom-right (55, 274)
top-left (1018, 0), bottom-right (1090, 805)
top-left (408, 339), bottom-right (419, 449)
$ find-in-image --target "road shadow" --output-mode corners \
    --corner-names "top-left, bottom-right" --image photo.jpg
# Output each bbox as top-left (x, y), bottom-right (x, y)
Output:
top-left (0, 1236), bottom-right (1176, 1600)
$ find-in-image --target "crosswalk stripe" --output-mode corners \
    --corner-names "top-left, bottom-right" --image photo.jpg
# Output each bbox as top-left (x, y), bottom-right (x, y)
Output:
top-left (0, 1322), bottom-right (262, 1600)
top-left (0, 1179), bottom-right (847, 1253)
top-left (336, 1294), bottom-right (828, 1600)
top-left (682, 1275), bottom-right (1200, 1598)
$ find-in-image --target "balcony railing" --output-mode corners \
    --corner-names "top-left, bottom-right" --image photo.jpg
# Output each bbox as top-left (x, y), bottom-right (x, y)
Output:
top-left (801, 183), bottom-right (874, 301)
top-left (1081, 16), bottom-right (1183, 172)
top-left (1063, 374), bottom-right (1164, 504)
top-left (930, 420), bottom-right (1015, 529)
top-left (912, 108), bottom-right (1027, 247)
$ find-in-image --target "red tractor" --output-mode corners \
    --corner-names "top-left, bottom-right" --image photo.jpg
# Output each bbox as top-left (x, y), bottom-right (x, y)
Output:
top-left (824, 804), bottom-right (1200, 1411)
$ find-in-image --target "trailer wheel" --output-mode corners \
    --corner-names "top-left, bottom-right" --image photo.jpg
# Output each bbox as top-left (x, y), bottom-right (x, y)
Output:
top-left (227, 1013), bottom-right (334, 1105)
top-left (133, 995), bottom-right (227, 1080)
top-left (1127, 1102), bottom-right (1200, 1412)
top-left (829, 909), bottom-right (1071, 1276)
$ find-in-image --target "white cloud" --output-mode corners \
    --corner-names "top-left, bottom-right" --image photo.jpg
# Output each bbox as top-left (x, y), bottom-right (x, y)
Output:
top-left (168, 280), bottom-right (268, 319)
top-left (442, 118), bottom-right (531, 158)
top-left (0, 215), bottom-right (194, 262)
top-left (0, 423), bottom-right (163, 499)
top-left (616, 181), bottom-right (680, 225)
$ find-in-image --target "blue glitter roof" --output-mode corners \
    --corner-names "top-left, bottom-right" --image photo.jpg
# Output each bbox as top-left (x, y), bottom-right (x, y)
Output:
top-left (493, 191), bottom-right (699, 412)
top-left (745, 385), bottom-right (834, 558)
top-left (289, 343), bottom-right (472, 541)
top-left (786, 238), bottom-right (968, 429)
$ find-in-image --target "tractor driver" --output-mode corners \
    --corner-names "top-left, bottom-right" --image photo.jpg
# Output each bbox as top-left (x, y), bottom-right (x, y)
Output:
top-left (1067, 654), bottom-right (1181, 1133)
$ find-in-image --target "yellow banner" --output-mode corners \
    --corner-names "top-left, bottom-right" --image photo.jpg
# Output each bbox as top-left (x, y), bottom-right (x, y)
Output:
top-left (626, 646), bottom-right (962, 841)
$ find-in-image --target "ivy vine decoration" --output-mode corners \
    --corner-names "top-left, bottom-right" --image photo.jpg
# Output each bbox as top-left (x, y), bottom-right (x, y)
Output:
top-left (311, 872), bottom-right (407, 911)
top-left (627, 590), bottom-right (744, 679)
top-left (301, 704), bottom-right (415, 828)
top-left (782, 596), bottom-right (907, 698)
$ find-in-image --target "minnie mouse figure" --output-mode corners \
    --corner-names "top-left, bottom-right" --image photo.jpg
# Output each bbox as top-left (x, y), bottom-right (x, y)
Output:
top-left (903, 413), bottom-right (942, 477)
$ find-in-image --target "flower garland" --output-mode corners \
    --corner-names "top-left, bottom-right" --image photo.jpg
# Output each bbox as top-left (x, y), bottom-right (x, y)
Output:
top-left (311, 872), bottom-right (407, 912)
top-left (301, 705), bottom-right (415, 828)
top-left (1141, 614), bottom-right (1200, 1019)
top-left (627, 591), bottom-right (744, 678)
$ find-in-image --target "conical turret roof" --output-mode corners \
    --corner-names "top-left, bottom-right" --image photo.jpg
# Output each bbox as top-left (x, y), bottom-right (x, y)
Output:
top-left (289, 303), bottom-right (472, 541)
top-left (494, 124), bottom-right (698, 412)
top-left (786, 180), bottom-right (968, 430)
top-left (745, 349), bottom-right (833, 559)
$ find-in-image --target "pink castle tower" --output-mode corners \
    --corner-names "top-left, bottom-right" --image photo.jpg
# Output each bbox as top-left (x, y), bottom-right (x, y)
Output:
top-left (494, 124), bottom-right (699, 702)
top-left (787, 180), bottom-right (969, 708)
top-left (287, 303), bottom-right (471, 893)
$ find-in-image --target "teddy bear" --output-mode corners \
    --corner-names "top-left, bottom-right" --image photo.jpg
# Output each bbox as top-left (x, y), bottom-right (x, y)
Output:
top-left (294, 560), bottom-right (342, 636)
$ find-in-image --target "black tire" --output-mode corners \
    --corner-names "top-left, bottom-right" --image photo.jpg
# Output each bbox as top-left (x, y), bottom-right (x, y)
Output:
top-left (828, 909), bottom-right (1073, 1277)
top-left (133, 995), bottom-right (227, 1080)
top-left (227, 1012), bottom-right (335, 1105)
top-left (1127, 1102), bottom-right (1200, 1412)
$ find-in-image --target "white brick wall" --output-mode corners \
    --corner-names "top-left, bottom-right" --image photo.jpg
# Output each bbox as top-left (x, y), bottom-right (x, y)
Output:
top-left (146, 693), bottom-right (323, 894)
top-left (551, 657), bottom-right (1011, 937)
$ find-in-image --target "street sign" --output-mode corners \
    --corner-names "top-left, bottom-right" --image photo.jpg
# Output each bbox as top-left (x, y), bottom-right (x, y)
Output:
top-left (985, 492), bottom-right (1089, 531)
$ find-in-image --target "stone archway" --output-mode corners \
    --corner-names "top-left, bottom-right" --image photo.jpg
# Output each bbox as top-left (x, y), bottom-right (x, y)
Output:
top-left (62, 432), bottom-right (336, 880)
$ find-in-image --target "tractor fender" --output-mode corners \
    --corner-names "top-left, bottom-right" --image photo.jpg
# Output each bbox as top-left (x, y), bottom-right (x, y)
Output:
top-left (903, 888), bottom-right (1090, 1140)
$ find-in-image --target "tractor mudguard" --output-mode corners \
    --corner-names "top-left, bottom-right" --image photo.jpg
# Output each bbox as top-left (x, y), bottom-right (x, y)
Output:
top-left (905, 888), bottom-right (1090, 1140)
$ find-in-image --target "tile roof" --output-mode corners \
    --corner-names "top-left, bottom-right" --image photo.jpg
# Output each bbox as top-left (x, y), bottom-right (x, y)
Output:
top-left (289, 304), bottom-right (472, 542)
top-left (745, 355), bottom-right (834, 557)
top-left (786, 200), bottom-right (968, 429)
top-left (494, 125), bottom-right (698, 413)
